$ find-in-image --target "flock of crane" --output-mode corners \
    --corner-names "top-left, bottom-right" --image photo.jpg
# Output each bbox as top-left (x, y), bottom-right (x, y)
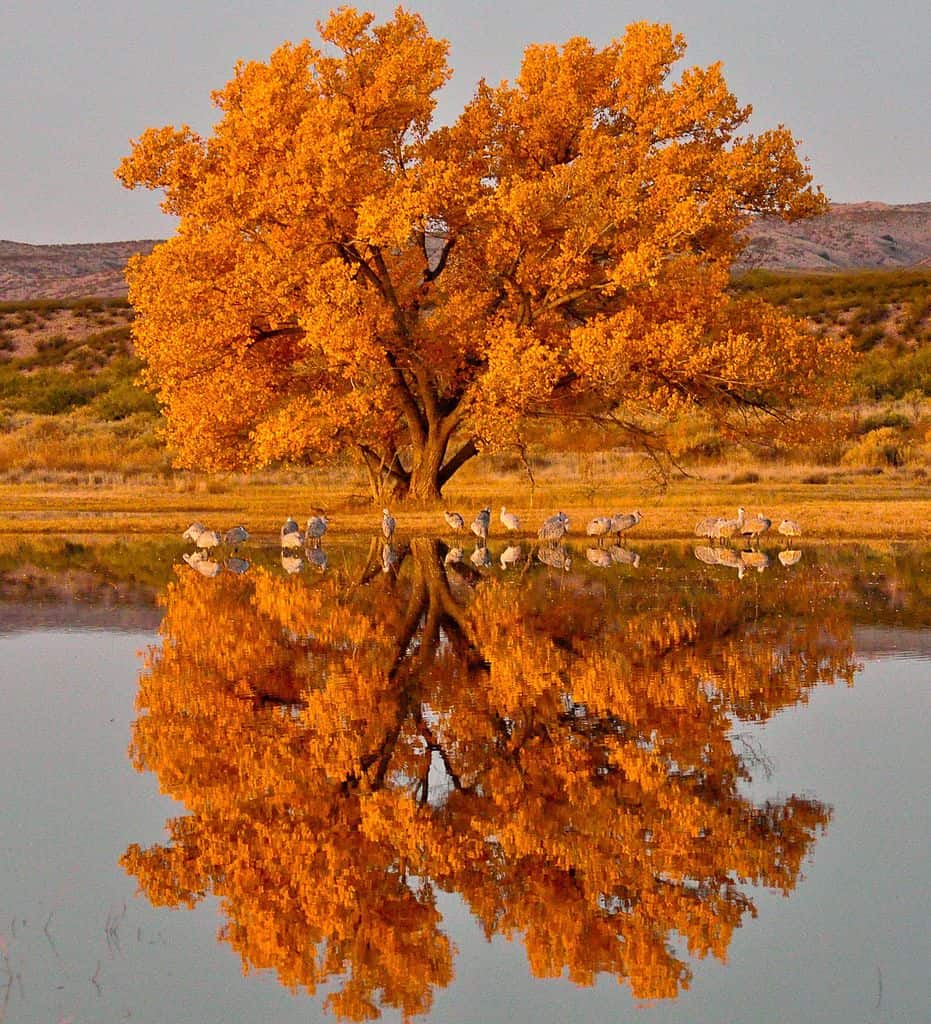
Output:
top-left (178, 504), bottom-right (801, 579)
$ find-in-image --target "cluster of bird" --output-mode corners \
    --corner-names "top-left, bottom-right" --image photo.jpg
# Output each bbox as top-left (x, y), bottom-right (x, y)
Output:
top-left (694, 506), bottom-right (800, 544)
top-left (181, 522), bottom-right (250, 577)
top-left (178, 504), bottom-right (803, 580)
top-left (280, 515), bottom-right (330, 573)
top-left (693, 506), bottom-right (803, 578)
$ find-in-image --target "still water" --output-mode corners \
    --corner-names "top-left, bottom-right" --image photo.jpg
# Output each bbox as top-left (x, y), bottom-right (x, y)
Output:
top-left (0, 537), bottom-right (928, 1023)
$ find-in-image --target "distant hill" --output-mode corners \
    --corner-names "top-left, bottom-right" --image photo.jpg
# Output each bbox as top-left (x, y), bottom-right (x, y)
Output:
top-left (0, 239), bottom-right (159, 301)
top-left (1, 202), bottom-right (929, 300)
top-left (739, 202), bottom-right (931, 271)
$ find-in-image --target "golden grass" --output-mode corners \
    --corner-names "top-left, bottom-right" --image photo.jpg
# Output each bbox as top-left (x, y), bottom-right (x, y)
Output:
top-left (0, 458), bottom-right (927, 541)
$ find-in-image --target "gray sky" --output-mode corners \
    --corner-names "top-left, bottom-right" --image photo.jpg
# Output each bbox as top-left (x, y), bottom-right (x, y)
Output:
top-left (1, 0), bottom-right (928, 244)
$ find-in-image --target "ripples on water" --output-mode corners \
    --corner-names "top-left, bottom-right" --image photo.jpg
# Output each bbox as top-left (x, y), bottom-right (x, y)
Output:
top-left (0, 536), bottom-right (928, 1022)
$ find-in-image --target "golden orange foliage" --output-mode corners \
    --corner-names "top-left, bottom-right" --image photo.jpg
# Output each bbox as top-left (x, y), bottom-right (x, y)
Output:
top-left (123, 541), bottom-right (854, 1019)
top-left (116, 9), bottom-right (847, 499)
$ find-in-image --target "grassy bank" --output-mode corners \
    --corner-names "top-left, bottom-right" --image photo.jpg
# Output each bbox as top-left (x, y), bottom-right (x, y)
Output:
top-left (0, 273), bottom-right (929, 536)
top-left (0, 463), bottom-right (927, 540)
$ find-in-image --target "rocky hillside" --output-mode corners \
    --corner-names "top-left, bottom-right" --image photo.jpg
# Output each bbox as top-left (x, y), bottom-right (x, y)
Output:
top-left (1, 202), bottom-right (929, 300)
top-left (0, 239), bottom-right (158, 301)
top-left (739, 202), bottom-right (931, 271)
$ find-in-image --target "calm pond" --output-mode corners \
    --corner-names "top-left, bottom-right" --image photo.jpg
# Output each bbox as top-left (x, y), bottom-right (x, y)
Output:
top-left (0, 536), bottom-right (928, 1023)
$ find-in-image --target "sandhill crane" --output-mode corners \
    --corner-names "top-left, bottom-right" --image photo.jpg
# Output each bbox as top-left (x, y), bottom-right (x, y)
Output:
top-left (444, 546), bottom-right (464, 566)
top-left (470, 544), bottom-right (492, 568)
top-left (537, 511), bottom-right (569, 543)
top-left (444, 510), bottom-right (465, 532)
top-left (778, 519), bottom-right (802, 541)
top-left (695, 516), bottom-right (725, 541)
top-left (500, 507), bottom-right (521, 532)
top-left (382, 508), bottom-right (396, 542)
top-left (223, 525), bottom-right (249, 550)
top-left (537, 545), bottom-right (571, 570)
top-left (778, 549), bottom-right (803, 567)
top-left (715, 507), bottom-right (746, 542)
top-left (224, 557), bottom-right (250, 575)
top-left (281, 521), bottom-right (304, 549)
top-left (609, 546), bottom-right (640, 568)
top-left (183, 552), bottom-right (221, 577)
top-left (610, 510), bottom-right (642, 540)
top-left (182, 522), bottom-right (207, 542)
top-left (306, 514), bottom-right (329, 547)
top-left (586, 516), bottom-right (614, 545)
top-left (500, 544), bottom-right (523, 569)
top-left (585, 547), bottom-right (613, 568)
top-left (471, 507), bottom-right (491, 543)
top-left (740, 512), bottom-right (772, 543)
top-left (196, 529), bottom-right (221, 553)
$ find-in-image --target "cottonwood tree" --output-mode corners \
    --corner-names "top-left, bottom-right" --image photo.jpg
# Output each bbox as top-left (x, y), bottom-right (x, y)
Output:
top-left (117, 7), bottom-right (846, 500)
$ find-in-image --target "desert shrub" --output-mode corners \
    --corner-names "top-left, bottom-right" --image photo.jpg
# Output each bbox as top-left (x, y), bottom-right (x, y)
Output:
top-left (730, 470), bottom-right (760, 484)
top-left (841, 427), bottom-right (910, 468)
top-left (92, 381), bottom-right (160, 420)
top-left (855, 411), bottom-right (912, 435)
top-left (856, 348), bottom-right (931, 399)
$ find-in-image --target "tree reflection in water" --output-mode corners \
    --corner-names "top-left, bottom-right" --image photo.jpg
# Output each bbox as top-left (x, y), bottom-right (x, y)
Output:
top-left (123, 538), bottom-right (855, 1021)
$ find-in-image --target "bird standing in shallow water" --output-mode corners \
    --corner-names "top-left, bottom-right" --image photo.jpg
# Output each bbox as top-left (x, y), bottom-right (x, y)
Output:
top-left (223, 525), bottom-right (249, 550)
top-left (537, 512), bottom-right (569, 543)
top-left (182, 522), bottom-right (207, 542)
top-left (306, 514), bottom-right (329, 547)
top-left (500, 507), bottom-right (521, 532)
top-left (382, 508), bottom-right (396, 543)
top-left (778, 518), bottom-right (802, 541)
top-left (471, 507), bottom-right (491, 543)
top-left (586, 516), bottom-right (613, 545)
top-left (740, 511), bottom-right (772, 543)
top-left (444, 510), bottom-right (465, 532)
top-left (610, 510), bottom-right (641, 540)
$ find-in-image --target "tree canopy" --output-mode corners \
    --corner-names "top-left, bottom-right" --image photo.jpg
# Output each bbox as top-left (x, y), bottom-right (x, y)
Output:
top-left (117, 7), bottom-right (846, 499)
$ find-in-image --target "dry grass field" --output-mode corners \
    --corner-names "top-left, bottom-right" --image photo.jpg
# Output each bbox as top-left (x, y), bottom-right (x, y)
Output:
top-left (1, 272), bottom-right (929, 541)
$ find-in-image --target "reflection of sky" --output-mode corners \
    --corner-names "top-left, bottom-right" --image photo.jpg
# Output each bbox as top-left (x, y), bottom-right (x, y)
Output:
top-left (0, 629), bottom-right (927, 1022)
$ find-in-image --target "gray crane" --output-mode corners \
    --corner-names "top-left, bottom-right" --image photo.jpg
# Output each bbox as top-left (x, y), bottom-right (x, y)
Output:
top-left (500, 507), bottom-right (521, 532)
top-left (586, 516), bottom-right (614, 545)
top-left (444, 510), bottom-right (465, 532)
top-left (537, 511), bottom-right (569, 542)
top-left (382, 508), bottom-right (396, 543)
top-left (740, 511), bottom-right (772, 543)
top-left (281, 518), bottom-right (304, 550)
top-left (610, 510), bottom-right (641, 539)
top-left (778, 518), bottom-right (802, 540)
top-left (223, 525), bottom-right (249, 550)
top-left (306, 514), bottom-right (329, 547)
top-left (471, 507), bottom-right (491, 543)
top-left (182, 522), bottom-right (207, 542)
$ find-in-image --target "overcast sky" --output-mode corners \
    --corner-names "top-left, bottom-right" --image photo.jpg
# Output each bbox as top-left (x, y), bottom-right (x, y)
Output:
top-left (1, 0), bottom-right (928, 244)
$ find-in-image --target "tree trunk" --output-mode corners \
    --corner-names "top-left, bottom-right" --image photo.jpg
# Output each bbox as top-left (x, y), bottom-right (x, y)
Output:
top-left (408, 436), bottom-right (446, 503)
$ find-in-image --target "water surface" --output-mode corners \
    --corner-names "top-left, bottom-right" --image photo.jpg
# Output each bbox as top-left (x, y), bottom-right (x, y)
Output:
top-left (0, 537), bottom-right (928, 1022)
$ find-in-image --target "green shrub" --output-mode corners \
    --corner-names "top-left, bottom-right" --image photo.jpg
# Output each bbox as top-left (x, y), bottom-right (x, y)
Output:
top-left (92, 382), bottom-right (160, 421)
top-left (855, 411), bottom-right (912, 435)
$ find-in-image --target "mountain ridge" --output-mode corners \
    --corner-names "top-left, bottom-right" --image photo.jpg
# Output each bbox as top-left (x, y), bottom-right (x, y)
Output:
top-left (2, 202), bottom-right (930, 300)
